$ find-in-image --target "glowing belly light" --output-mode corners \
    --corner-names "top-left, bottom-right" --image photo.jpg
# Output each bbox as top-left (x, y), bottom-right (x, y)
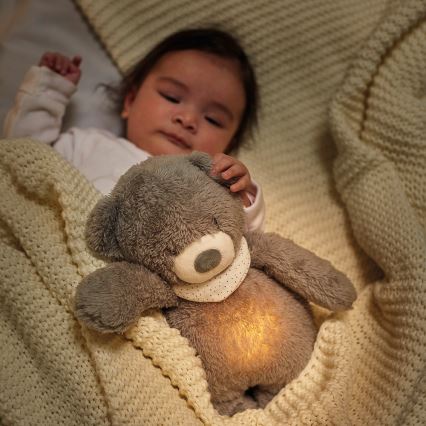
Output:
top-left (221, 307), bottom-right (280, 367)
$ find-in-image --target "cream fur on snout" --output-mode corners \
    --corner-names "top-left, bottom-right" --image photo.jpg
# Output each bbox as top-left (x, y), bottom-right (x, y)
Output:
top-left (173, 232), bottom-right (235, 284)
top-left (173, 237), bottom-right (251, 303)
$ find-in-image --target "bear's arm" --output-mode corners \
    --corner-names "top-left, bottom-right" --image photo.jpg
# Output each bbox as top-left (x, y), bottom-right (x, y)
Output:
top-left (246, 232), bottom-right (356, 311)
top-left (74, 261), bottom-right (178, 333)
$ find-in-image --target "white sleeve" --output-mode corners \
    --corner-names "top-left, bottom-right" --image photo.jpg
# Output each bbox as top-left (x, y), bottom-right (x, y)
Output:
top-left (243, 180), bottom-right (266, 232)
top-left (2, 66), bottom-right (76, 144)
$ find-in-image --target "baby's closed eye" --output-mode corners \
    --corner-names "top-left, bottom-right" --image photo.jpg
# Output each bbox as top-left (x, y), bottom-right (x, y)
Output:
top-left (205, 116), bottom-right (223, 128)
top-left (158, 91), bottom-right (180, 103)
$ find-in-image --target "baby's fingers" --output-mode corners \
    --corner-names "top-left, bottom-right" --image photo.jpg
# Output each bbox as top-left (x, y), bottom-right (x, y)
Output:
top-left (39, 52), bottom-right (55, 67)
top-left (55, 55), bottom-right (71, 75)
top-left (229, 173), bottom-right (250, 193)
top-left (221, 163), bottom-right (246, 182)
top-left (54, 54), bottom-right (81, 72)
top-left (72, 55), bottom-right (82, 67)
top-left (211, 153), bottom-right (235, 175)
top-left (211, 154), bottom-right (247, 181)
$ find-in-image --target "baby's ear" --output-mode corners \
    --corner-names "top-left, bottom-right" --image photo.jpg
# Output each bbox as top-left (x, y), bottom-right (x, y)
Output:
top-left (121, 86), bottom-right (137, 119)
top-left (85, 196), bottom-right (122, 260)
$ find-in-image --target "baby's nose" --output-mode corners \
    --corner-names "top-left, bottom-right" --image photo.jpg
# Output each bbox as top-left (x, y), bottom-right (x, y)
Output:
top-left (173, 110), bottom-right (197, 132)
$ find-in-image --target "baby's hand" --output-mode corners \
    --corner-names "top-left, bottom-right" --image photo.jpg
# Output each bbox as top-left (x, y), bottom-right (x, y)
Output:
top-left (39, 52), bottom-right (82, 85)
top-left (211, 153), bottom-right (257, 207)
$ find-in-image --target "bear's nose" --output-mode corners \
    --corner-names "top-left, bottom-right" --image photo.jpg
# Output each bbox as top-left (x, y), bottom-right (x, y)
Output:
top-left (194, 249), bottom-right (222, 273)
top-left (173, 231), bottom-right (235, 284)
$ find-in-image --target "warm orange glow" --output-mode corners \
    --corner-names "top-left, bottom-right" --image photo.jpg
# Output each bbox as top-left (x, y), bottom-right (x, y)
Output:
top-left (220, 305), bottom-right (281, 367)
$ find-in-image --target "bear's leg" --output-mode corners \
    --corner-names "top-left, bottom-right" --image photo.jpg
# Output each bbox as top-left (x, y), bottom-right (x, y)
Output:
top-left (212, 390), bottom-right (258, 416)
top-left (252, 383), bottom-right (284, 408)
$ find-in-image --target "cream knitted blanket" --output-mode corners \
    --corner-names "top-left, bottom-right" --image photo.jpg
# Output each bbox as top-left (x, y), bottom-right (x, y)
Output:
top-left (1, 0), bottom-right (425, 424)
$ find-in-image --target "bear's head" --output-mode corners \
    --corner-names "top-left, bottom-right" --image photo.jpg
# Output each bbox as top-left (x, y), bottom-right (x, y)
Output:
top-left (85, 152), bottom-right (246, 290)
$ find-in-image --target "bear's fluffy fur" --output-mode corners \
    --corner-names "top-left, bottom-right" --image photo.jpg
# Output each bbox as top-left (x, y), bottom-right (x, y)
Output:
top-left (75, 152), bottom-right (356, 416)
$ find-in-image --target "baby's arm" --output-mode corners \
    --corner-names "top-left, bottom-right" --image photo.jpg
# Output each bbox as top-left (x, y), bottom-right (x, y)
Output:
top-left (211, 153), bottom-right (265, 232)
top-left (2, 52), bottom-right (81, 143)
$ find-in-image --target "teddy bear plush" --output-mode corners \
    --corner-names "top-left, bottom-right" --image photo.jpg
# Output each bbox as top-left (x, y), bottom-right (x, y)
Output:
top-left (75, 152), bottom-right (356, 416)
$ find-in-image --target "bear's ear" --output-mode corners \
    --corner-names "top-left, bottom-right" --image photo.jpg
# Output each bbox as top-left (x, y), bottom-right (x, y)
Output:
top-left (187, 151), bottom-right (212, 174)
top-left (85, 196), bottom-right (122, 260)
top-left (187, 151), bottom-right (237, 188)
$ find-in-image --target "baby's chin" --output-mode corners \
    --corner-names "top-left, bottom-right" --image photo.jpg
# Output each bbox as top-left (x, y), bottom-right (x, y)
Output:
top-left (159, 132), bottom-right (192, 153)
top-left (165, 141), bottom-right (192, 155)
top-left (132, 135), bottom-right (192, 156)
top-left (156, 142), bottom-right (192, 156)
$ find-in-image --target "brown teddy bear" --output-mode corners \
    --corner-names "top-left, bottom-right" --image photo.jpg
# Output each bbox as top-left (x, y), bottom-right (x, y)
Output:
top-left (75, 152), bottom-right (356, 416)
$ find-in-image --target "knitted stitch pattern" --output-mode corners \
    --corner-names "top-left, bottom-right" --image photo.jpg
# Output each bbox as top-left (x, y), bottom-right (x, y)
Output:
top-left (1, 0), bottom-right (425, 424)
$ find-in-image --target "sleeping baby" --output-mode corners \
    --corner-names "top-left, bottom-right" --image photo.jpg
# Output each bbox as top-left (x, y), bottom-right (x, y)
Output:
top-left (3, 27), bottom-right (265, 232)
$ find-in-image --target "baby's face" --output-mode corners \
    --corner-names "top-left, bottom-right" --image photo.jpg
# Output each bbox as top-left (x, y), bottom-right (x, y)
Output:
top-left (122, 50), bottom-right (246, 156)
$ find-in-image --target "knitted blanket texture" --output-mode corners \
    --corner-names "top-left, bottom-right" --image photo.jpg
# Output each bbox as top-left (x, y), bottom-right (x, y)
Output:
top-left (1, 0), bottom-right (425, 424)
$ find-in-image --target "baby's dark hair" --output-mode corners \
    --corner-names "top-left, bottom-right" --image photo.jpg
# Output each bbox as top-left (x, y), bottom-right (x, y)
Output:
top-left (112, 27), bottom-right (259, 153)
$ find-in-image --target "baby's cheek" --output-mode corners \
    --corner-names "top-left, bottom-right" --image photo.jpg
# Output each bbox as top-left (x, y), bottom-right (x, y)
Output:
top-left (199, 130), bottom-right (233, 155)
